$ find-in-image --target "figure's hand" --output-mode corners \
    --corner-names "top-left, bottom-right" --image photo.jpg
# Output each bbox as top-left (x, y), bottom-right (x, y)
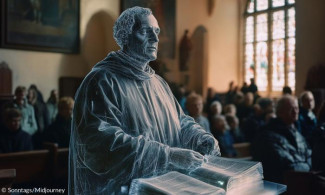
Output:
top-left (197, 134), bottom-right (221, 156)
top-left (169, 148), bottom-right (204, 171)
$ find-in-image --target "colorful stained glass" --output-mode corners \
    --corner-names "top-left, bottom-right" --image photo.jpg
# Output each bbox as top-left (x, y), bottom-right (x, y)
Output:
top-left (246, 17), bottom-right (254, 43)
top-left (273, 11), bottom-right (285, 39)
top-left (247, 0), bottom-right (255, 13)
top-left (288, 0), bottom-right (295, 4)
top-left (272, 0), bottom-right (285, 7)
top-left (257, 0), bottom-right (268, 11)
top-left (272, 39), bottom-right (285, 91)
top-left (256, 42), bottom-right (268, 91)
top-left (287, 38), bottom-right (296, 90)
top-left (257, 14), bottom-right (268, 41)
top-left (287, 8), bottom-right (295, 37)
top-left (245, 44), bottom-right (255, 83)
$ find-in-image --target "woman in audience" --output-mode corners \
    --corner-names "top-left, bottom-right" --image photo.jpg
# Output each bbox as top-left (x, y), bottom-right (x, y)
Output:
top-left (225, 114), bottom-right (245, 143)
top-left (186, 93), bottom-right (210, 133)
top-left (211, 115), bottom-right (236, 157)
top-left (43, 97), bottom-right (74, 148)
top-left (0, 108), bottom-right (33, 153)
top-left (5, 86), bottom-right (38, 135)
top-left (47, 89), bottom-right (58, 123)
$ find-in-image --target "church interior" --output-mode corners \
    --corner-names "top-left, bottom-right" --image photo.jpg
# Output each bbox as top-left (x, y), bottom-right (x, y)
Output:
top-left (0, 0), bottom-right (325, 194)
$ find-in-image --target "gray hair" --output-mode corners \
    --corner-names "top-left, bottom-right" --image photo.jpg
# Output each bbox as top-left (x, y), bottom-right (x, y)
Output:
top-left (276, 95), bottom-right (297, 115)
top-left (113, 6), bottom-right (152, 49)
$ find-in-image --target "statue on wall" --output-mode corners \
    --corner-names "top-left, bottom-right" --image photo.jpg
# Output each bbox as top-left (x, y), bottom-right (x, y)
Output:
top-left (179, 30), bottom-right (192, 71)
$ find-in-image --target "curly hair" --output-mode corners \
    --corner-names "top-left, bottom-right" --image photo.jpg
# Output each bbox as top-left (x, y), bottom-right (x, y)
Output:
top-left (113, 6), bottom-right (152, 49)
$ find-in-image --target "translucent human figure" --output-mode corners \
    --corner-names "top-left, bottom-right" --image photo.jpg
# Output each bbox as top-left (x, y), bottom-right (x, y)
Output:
top-left (69, 7), bottom-right (220, 195)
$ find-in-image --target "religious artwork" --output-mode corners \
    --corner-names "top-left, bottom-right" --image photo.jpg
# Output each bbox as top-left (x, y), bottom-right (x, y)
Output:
top-left (179, 30), bottom-right (192, 71)
top-left (0, 0), bottom-right (79, 53)
top-left (121, 0), bottom-right (176, 59)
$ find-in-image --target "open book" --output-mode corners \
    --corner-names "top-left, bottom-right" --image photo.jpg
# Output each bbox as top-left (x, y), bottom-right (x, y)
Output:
top-left (129, 171), bottom-right (226, 195)
top-left (129, 155), bottom-right (265, 195)
top-left (189, 155), bottom-right (264, 192)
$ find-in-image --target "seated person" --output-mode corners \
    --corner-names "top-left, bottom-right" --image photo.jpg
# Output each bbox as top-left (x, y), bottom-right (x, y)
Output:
top-left (208, 100), bottom-right (222, 128)
top-left (0, 108), bottom-right (33, 153)
top-left (298, 91), bottom-right (317, 146)
top-left (211, 115), bottom-right (237, 157)
top-left (252, 95), bottom-right (311, 183)
top-left (225, 114), bottom-right (245, 143)
top-left (223, 104), bottom-right (237, 116)
top-left (5, 86), bottom-right (38, 135)
top-left (186, 93), bottom-right (210, 133)
top-left (312, 101), bottom-right (325, 175)
top-left (241, 98), bottom-right (274, 142)
top-left (43, 97), bottom-right (74, 148)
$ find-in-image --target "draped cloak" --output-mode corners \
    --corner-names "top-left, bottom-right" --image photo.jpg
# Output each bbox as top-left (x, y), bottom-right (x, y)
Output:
top-left (69, 51), bottom-right (216, 194)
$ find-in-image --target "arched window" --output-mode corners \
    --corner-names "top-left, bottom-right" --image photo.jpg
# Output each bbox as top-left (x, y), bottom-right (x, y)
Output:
top-left (244, 0), bottom-right (295, 95)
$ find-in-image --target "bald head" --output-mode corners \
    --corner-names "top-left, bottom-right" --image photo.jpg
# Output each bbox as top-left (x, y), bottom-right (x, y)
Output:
top-left (276, 95), bottom-right (299, 125)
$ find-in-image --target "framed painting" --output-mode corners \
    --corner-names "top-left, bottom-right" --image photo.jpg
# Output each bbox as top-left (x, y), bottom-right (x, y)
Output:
top-left (0, 0), bottom-right (79, 53)
top-left (121, 0), bottom-right (176, 59)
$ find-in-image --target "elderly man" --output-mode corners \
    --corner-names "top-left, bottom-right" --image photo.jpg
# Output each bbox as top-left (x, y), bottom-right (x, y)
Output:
top-left (69, 7), bottom-right (220, 194)
top-left (252, 95), bottom-right (311, 183)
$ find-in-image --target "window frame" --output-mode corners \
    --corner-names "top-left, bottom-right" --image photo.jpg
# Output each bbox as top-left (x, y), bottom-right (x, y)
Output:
top-left (243, 0), bottom-right (295, 97)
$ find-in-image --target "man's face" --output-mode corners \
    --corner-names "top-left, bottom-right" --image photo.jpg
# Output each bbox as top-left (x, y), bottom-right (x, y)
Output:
top-left (6, 117), bottom-right (21, 132)
top-left (127, 14), bottom-right (160, 61)
top-left (187, 99), bottom-right (203, 117)
top-left (15, 91), bottom-right (26, 102)
top-left (302, 93), bottom-right (315, 110)
top-left (59, 103), bottom-right (74, 120)
top-left (279, 98), bottom-right (299, 125)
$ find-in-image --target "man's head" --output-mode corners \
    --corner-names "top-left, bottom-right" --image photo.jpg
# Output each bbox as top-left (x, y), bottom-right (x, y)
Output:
top-left (58, 97), bottom-right (74, 120)
top-left (113, 6), bottom-right (160, 62)
top-left (256, 97), bottom-right (274, 115)
top-left (14, 86), bottom-right (26, 103)
top-left (2, 108), bottom-right (22, 132)
top-left (224, 104), bottom-right (236, 116)
top-left (225, 114), bottom-right (239, 130)
top-left (186, 93), bottom-right (203, 118)
top-left (276, 95), bottom-right (299, 125)
top-left (300, 91), bottom-right (315, 111)
top-left (210, 101), bottom-right (222, 116)
top-left (212, 115), bottom-right (228, 134)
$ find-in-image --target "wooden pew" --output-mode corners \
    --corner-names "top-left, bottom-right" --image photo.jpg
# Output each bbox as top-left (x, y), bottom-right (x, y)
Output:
top-left (233, 142), bottom-right (252, 160)
top-left (0, 169), bottom-right (16, 194)
top-left (0, 143), bottom-right (58, 187)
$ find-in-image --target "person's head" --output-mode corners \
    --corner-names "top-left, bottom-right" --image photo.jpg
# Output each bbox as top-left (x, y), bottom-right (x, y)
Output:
top-left (282, 86), bottom-right (292, 95)
top-left (256, 97), bottom-right (274, 115)
top-left (250, 78), bottom-right (255, 84)
top-left (14, 86), bottom-right (26, 103)
top-left (210, 101), bottom-right (222, 116)
top-left (223, 104), bottom-right (236, 116)
top-left (186, 93), bottom-right (203, 118)
top-left (113, 6), bottom-right (159, 62)
top-left (212, 115), bottom-right (228, 134)
top-left (27, 88), bottom-right (37, 105)
top-left (225, 114), bottom-right (239, 130)
top-left (233, 91), bottom-right (244, 105)
top-left (48, 89), bottom-right (58, 104)
top-left (244, 92), bottom-right (254, 106)
top-left (2, 108), bottom-right (22, 132)
top-left (300, 91), bottom-right (315, 111)
top-left (58, 97), bottom-right (74, 120)
top-left (276, 95), bottom-right (299, 125)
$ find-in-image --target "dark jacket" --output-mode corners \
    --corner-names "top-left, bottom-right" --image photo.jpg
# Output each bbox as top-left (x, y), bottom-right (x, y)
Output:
top-left (43, 115), bottom-right (71, 148)
top-left (0, 124), bottom-right (33, 153)
top-left (298, 107), bottom-right (317, 145)
top-left (252, 118), bottom-right (311, 183)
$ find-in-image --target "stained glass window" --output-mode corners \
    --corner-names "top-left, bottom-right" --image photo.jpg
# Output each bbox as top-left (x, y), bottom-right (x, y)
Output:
top-left (272, 0), bottom-right (285, 7)
top-left (244, 0), bottom-right (296, 94)
top-left (272, 39), bottom-right (285, 91)
top-left (257, 0), bottom-right (268, 11)
top-left (245, 44), bottom-right (255, 83)
top-left (272, 11), bottom-right (285, 39)
top-left (256, 42), bottom-right (268, 91)
top-left (257, 14), bottom-right (268, 41)
top-left (247, 0), bottom-right (255, 13)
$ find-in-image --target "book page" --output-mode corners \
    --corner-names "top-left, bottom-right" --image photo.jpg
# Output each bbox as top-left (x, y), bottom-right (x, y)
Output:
top-left (129, 171), bottom-right (225, 195)
top-left (189, 156), bottom-right (263, 190)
